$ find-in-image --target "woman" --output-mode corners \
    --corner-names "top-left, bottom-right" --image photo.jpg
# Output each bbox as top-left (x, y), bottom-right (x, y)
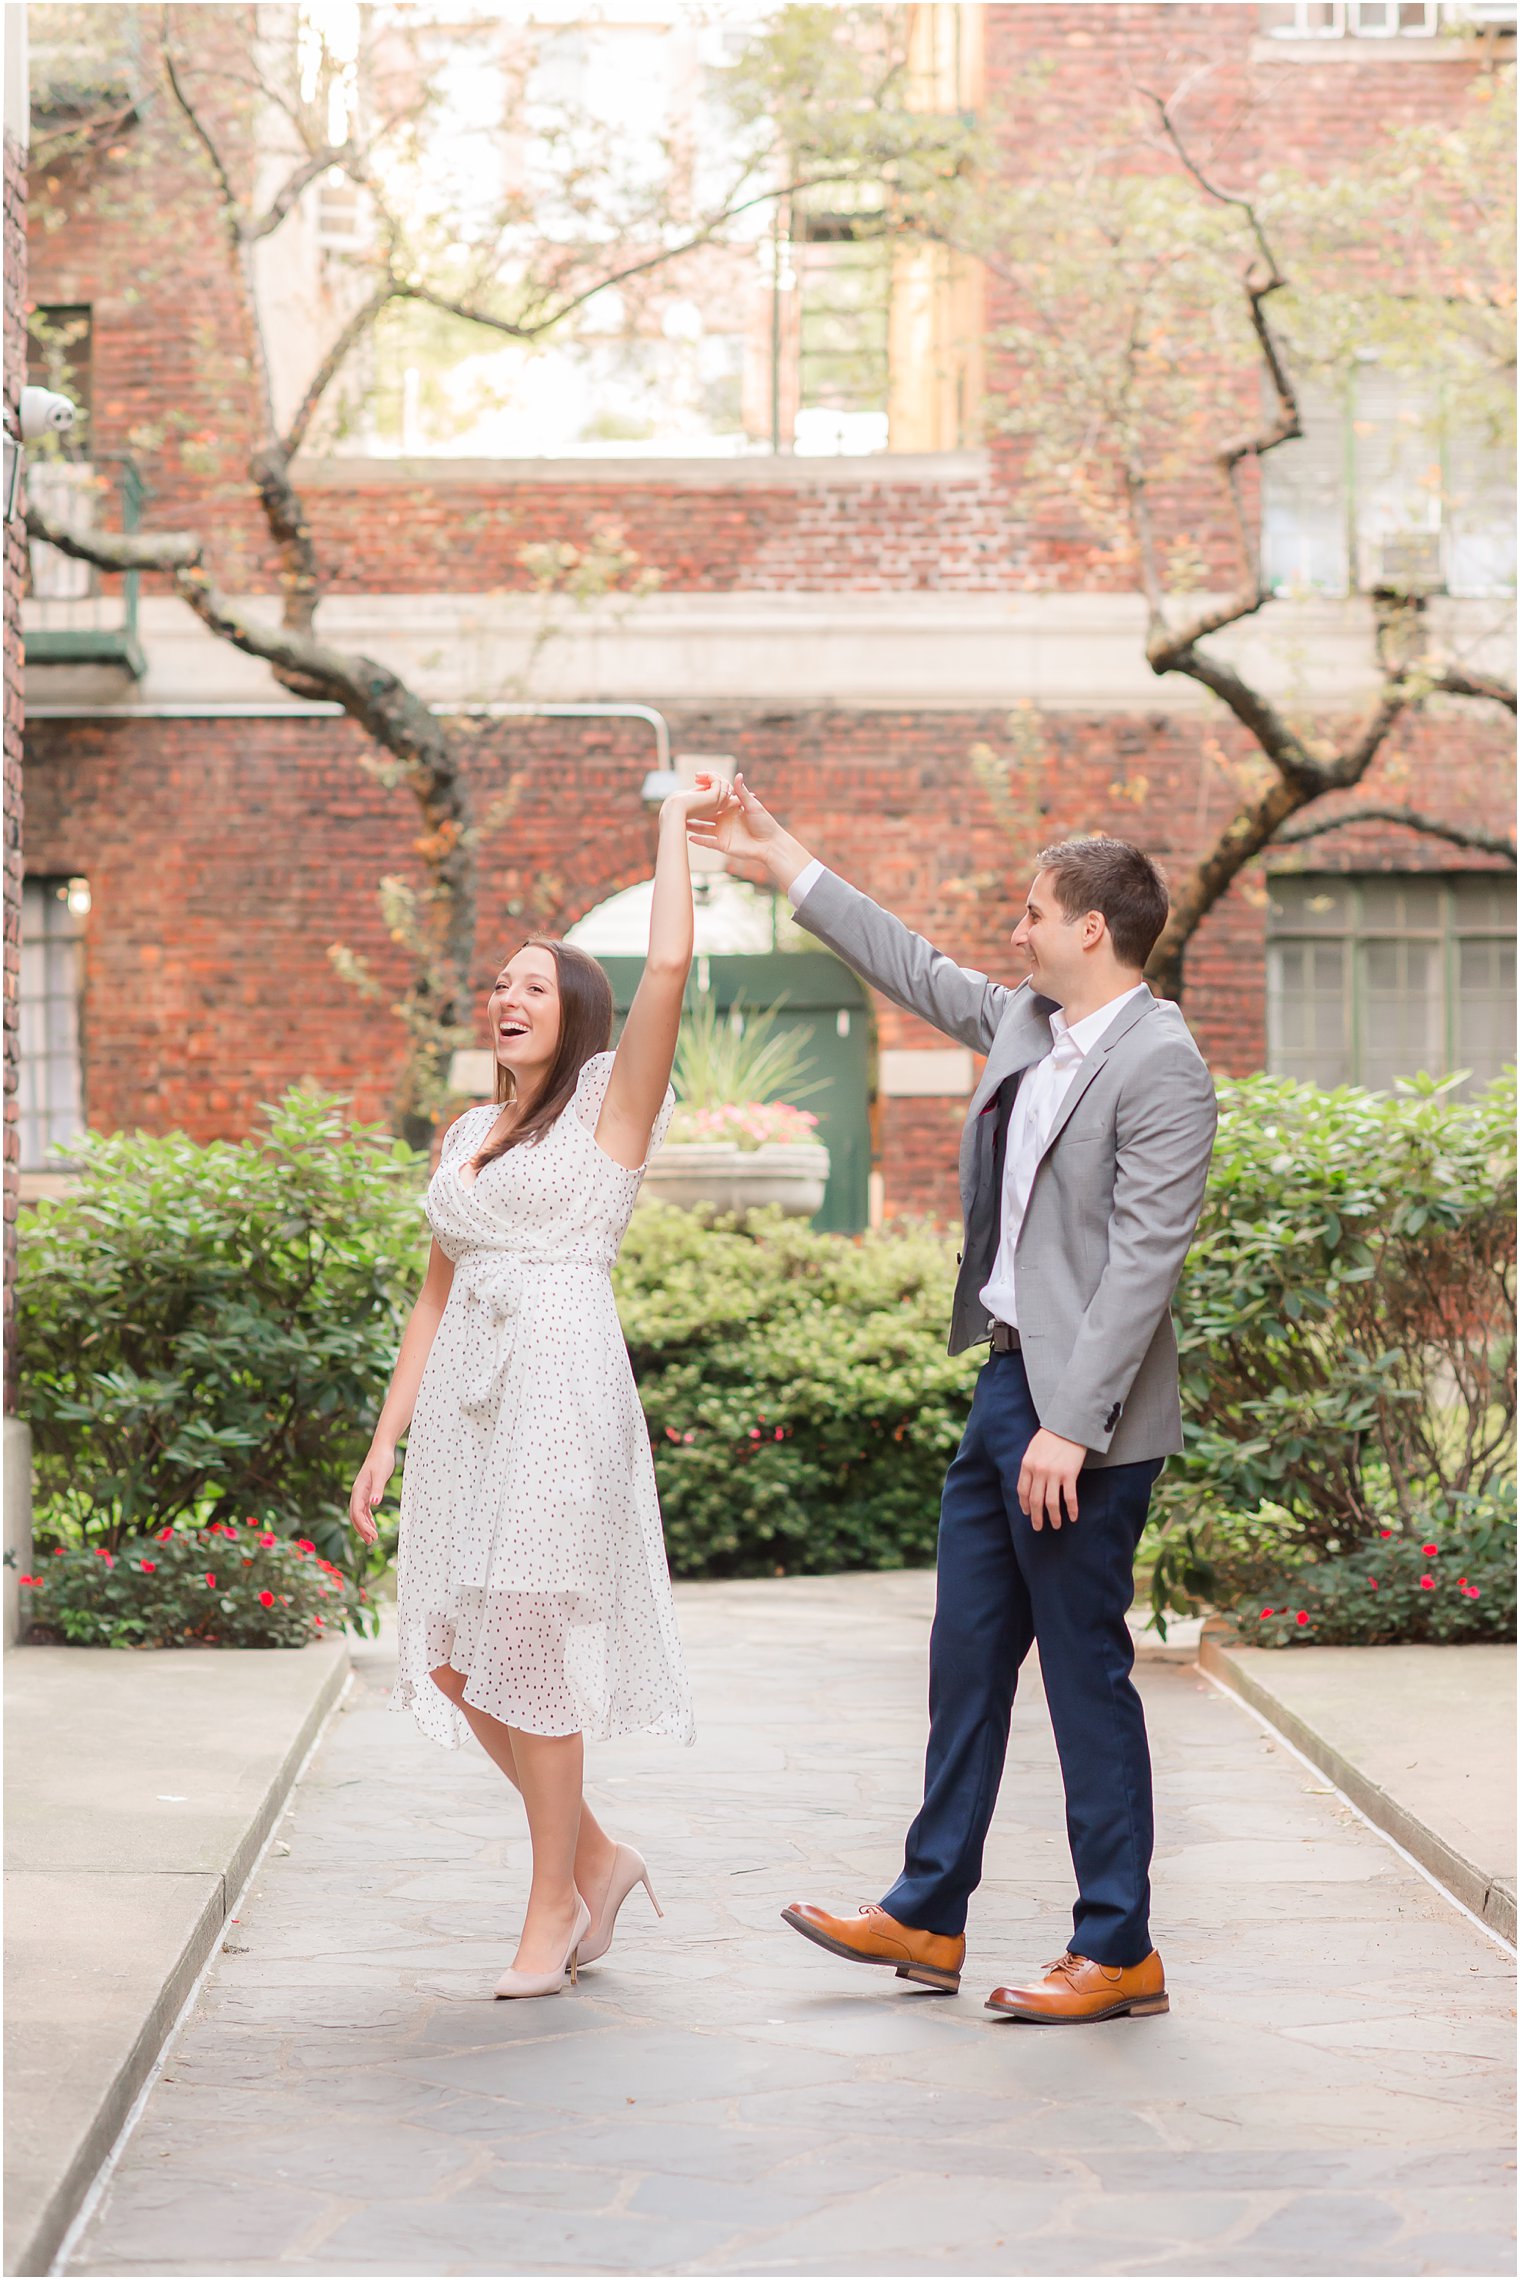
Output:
top-left (348, 774), bottom-right (728, 1999)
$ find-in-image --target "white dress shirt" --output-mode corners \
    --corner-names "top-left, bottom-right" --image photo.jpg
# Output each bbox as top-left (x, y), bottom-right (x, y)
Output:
top-left (979, 984), bottom-right (1148, 1330)
top-left (787, 857), bottom-right (826, 908)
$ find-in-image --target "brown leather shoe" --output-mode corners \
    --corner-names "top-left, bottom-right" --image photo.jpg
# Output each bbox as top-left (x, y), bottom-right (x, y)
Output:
top-left (985, 1948), bottom-right (1168, 2023)
top-left (781, 1902), bottom-right (964, 1993)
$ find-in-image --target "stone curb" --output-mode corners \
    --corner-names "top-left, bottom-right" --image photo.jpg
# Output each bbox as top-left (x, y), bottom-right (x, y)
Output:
top-left (1197, 1626), bottom-right (1516, 1945)
top-left (3, 1638), bottom-right (351, 2279)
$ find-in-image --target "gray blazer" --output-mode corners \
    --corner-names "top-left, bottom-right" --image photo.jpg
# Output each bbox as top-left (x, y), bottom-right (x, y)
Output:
top-left (793, 867), bottom-right (1219, 1467)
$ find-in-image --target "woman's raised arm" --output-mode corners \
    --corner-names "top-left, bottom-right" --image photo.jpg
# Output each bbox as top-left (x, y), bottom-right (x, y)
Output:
top-left (594, 772), bottom-right (731, 1170)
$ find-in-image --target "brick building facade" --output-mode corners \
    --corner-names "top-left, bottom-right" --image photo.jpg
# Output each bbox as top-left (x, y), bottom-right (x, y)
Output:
top-left (19, 3), bottom-right (1516, 1224)
top-left (5, 8), bottom-right (27, 1384)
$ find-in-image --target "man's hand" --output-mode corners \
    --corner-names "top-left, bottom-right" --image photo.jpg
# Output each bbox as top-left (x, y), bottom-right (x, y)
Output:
top-left (686, 772), bottom-right (812, 892)
top-left (1017, 1428), bottom-right (1088, 1532)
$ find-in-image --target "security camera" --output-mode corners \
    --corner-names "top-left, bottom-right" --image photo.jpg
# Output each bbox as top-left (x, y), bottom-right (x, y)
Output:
top-left (18, 386), bottom-right (77, 442)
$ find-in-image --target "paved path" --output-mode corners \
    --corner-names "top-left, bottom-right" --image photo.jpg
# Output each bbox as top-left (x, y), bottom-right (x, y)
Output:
top-left (68, 1576), bottom-right (1515, 2278)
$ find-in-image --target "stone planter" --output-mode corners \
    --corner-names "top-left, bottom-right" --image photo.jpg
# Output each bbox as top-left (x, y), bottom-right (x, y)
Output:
top-left (641, 1140), bottom-right (831, 1218)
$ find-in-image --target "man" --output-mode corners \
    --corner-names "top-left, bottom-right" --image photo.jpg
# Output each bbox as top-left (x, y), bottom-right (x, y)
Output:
top-left (689, 781), bottom-right (1218, 2024)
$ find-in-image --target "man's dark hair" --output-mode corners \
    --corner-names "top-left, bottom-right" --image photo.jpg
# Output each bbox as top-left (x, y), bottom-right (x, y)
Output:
top-left (1032, 837), bottom-right (1170, 972)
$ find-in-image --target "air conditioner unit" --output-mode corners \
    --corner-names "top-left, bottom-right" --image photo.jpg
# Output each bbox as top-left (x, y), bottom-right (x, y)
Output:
top-left (1371, 532), bottom-right (1444, 592)
top-left (315, 177), bottom-right (366, 252)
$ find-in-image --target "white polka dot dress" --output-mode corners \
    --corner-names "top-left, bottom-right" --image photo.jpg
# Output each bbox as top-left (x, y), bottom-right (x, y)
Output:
top-left (389, 1050), bottom-right (694, 1751)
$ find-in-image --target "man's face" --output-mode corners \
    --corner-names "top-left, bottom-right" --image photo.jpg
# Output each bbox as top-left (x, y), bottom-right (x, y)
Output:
top-left (1010, 870), bottom-right (1089, 1004)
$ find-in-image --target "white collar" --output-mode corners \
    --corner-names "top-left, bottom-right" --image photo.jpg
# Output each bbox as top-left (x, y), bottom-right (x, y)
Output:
top-left (1048, 981), bottom-right (1149, 1059)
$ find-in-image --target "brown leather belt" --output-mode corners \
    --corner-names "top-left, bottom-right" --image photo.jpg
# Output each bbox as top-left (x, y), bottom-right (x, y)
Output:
top-left (989, 1321), bottom-right (1021, 1354)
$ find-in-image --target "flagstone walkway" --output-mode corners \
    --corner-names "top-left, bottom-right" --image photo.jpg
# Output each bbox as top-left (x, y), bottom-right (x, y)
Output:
top-left (66, 1574), bottom-right (1516, 2278)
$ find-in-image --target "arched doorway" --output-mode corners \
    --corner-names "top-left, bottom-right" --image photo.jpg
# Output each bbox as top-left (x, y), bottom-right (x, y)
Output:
top-left (568, 877), bottom-right (872, 1233)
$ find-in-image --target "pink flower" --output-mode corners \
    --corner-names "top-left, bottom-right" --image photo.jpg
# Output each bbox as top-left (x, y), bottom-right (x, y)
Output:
top-left (259, 1533), bottom-right (277, 1548)
top-left (1368, 1578), bottom-right (1379, 1590)
top-left (1419, 1575), bottom-right (1435, 1590)
top-left (1468, 1586), bottom-right (1482, 1600)
top-left (748, 1428), bottom-right (762, 1440)
top-left (296, 1540), bottom-right (314, 1554)
top-left (157, 1528), bottom-right (174, 1542)
top-left (140, 1560), bottom-right (157, 1574)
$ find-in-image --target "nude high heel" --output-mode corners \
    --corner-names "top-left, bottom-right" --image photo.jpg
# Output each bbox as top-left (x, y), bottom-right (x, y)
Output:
top-left (577, 1843), bottom-right (664, 1966)
top-left (493, 1896), bottom-right (591, 2000)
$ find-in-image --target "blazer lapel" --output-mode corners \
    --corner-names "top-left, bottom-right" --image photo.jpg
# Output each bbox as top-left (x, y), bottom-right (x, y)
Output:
top-left (971, 982), bottom-right (1057, 1115)
top-left (1035, 988), bottom-right (1158, 1163)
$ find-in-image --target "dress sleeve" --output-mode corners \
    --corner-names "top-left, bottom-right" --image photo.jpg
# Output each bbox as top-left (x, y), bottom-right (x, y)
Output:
top-left (573, 1049), bottom-right (677, 1170)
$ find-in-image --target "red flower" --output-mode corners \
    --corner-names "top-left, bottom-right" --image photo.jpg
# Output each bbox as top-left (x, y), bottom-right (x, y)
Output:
top-left (1422, 1543), bottom-right (1438, 1558)
top-left (259, 1590), bottom-right (274, 1608)
top-left (158, 1528), bottom-right (174, 1542)
top-left (1458, 1576), bottom-right (1469, 1588)
top-left (259, 1534), bottom-right (277, 1548)
top-left (748, 1428), bottom-right (762, 1440)
top-left (18, 1575), bottom-right (39, 1587)
top-left (204, 1572), bottom-right (216, 1588)
top-left (1379, 1529), bottom-right (1392, 1539)
top-left (1419, 1575), bottom-right (1435, 1590)
top-left (1368, 1578), bottom-right (1379, 1590)
top-left (296, 1539), bottom-right (314, 1554)
top-left (1260, 1608), bottom-right (1274, 1619)
top-left (53, 1547), bottom-right (65, 1556)
top-left (1469, 1586), bottom-right (1482, 1600)
top-left (664, 1427), bottom-right (680, 1442)
top-left (140, 1560), bottom-right (157, 1573)
top-left (774, 1426), bottom-right (784, 1440)
top-left (313, 1614), bottom-right (325, 1626)
top-left (1295, 1611), bottom-right (1309, 1626)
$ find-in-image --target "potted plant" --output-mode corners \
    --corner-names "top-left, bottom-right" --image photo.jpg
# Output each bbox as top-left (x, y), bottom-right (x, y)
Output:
top-left (643, 995), bottom-right (831, 1218)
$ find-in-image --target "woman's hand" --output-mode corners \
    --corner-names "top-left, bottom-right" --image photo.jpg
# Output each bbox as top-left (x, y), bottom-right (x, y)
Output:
top-left (348, 1442), bottom-right (395, 1545)
top-left (660, 769), bottom-right (732, 825)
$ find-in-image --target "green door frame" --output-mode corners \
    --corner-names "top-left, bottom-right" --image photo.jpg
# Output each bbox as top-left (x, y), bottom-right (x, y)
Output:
top-left (599, 951), bottom-right (873, 1233)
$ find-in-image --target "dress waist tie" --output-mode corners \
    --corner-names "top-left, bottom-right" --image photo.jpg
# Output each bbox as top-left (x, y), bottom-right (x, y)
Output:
top-left (455, 1252), bottom-right (606, 1423)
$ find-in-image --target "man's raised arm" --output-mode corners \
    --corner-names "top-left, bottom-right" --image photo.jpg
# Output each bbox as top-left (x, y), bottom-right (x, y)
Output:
top-left (687, 775), bottom-right (1009, 1057)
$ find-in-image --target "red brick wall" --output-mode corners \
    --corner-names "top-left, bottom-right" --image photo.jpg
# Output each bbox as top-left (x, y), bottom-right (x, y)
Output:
top-left (18, 4), bottom-right (1516, 1222)
top-left (24, 701), bottom-right (1513, 1219)
top-left (5, 121), bottom-right (25, 1399)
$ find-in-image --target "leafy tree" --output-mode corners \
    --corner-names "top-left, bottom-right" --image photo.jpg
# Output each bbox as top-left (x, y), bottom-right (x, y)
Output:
top-left (23, 1), bottom-right (872, 1138)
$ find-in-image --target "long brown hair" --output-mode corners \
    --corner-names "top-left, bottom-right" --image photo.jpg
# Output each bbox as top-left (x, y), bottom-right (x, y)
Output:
top-left (467, 938), bottom-right (614, 1173)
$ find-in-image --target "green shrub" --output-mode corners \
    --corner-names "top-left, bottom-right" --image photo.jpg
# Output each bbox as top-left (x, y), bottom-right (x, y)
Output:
top-left (1149, 1068), bottom-right (1516, 1626)
top-left (17, 1517), bottom-right (368, 1648)
top-left (616, 1203), bottom-right (974, 1575)
top-left (1218, 1487), bottom-right (1515, 1648)
top-left (16, 1091), bottom-right (430, 1578)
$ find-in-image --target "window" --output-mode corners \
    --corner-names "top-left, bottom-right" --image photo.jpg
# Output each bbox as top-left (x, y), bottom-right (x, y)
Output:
top-left (1262, 2), bottom-right (1448, 35)
top-left (20, 877), bottom-right (89, 1171)
top-left (1267, 872), bottom-right (1516, 1090)
top-left (1261, 371), bottom-right (1515, 598)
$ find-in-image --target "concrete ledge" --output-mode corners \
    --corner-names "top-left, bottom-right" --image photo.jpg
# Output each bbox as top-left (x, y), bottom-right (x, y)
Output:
top-left (1199, 1628), bottom-right (1516, 1943)
top-left (2, 1636), bottom-right (351, 2277)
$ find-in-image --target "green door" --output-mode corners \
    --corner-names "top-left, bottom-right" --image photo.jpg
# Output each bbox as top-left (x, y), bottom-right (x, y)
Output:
top-left (600, 950), bottom-right (872, 1233)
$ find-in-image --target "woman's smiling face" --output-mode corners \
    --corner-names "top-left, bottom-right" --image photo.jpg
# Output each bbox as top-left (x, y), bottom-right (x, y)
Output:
top-left (488, 944), bottom-right (562, 1091)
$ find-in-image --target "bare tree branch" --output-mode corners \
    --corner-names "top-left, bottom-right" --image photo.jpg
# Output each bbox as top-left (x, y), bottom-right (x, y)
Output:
top-left (1274, 804), bottom-right (1518, 863)
top-left (159, 10), bottom-right (241, 242)
top-left (1430, 662), bottom-right (1519, 713)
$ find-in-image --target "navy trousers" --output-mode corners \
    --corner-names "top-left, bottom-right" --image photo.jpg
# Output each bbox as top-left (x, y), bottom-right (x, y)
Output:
top-left (880, 1349), bottom-right (1163, 1966)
